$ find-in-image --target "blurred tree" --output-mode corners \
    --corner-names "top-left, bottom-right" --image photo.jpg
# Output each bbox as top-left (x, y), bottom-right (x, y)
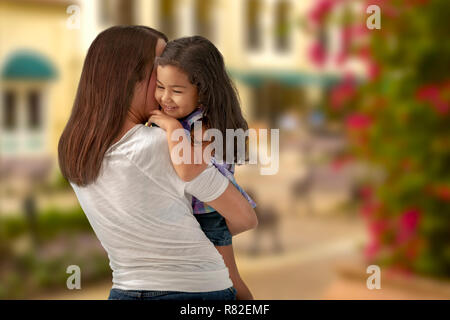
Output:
top-left (308, 0), bottom-right (450, 279)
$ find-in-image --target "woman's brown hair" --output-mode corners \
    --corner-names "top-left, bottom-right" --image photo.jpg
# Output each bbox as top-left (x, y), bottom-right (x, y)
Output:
top-left (58, 26), bottom-right (167, 186)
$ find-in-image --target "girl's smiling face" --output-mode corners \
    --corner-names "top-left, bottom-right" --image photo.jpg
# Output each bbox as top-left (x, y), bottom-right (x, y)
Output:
top-left (155, 65), bottom-right (198, 119)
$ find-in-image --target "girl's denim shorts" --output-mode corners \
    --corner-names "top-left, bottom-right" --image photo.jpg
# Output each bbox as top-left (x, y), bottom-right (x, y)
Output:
top-left (108, 286), bottom-right (237, 300)
top-left (194, 211), bottom-right (232, 246)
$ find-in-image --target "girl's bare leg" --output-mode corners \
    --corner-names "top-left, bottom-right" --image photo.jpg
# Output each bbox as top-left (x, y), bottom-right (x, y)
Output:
top-left (216, 244), bottom-right (254, 300)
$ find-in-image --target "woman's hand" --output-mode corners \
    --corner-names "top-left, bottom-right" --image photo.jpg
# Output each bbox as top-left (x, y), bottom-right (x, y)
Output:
top-left (149, 109), bottom-right (207, 181)
top-left (148, 109), bottom-right (181, 131)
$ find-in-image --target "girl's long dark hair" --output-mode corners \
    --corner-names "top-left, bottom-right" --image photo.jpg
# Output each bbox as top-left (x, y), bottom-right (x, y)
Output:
top-left (156, 36), bottom-right (249, 164)
top-left (58, 26), bottom-right (167, 186)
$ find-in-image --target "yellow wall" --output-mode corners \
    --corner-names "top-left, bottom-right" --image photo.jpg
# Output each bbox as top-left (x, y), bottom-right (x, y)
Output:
top-left (0, 1), bottom-right (83, 167)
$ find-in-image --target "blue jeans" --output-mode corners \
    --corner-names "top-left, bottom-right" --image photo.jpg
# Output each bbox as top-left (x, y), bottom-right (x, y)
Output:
top-left (194, 211), bottom-right (232, 246)
top-left (108, 287), bottom-right (237, 300)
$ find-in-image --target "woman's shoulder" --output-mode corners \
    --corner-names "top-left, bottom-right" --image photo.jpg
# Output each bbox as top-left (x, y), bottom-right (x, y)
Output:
top-left (109, 124), bottom-right (166, 154)
top-left (110, 124), bottom-right (171, 171)
top-left (132, 124), bottom-right (166, 147)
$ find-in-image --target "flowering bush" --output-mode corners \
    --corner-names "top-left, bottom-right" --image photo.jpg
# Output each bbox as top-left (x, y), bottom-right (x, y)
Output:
top-left (307, 0), bottom-right (450, 278)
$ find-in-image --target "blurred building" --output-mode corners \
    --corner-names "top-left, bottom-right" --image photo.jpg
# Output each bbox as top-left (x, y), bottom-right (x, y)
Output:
top-left (0, 0), bottom-right (83, 182)
top-left (0, 0), bottom-right (367, 182)
top-left (80, 0), bottom-right (366, 127)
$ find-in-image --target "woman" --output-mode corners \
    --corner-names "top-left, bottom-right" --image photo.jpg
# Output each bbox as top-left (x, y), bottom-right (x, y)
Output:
top-left (58, 26), bottom-right (257, 300)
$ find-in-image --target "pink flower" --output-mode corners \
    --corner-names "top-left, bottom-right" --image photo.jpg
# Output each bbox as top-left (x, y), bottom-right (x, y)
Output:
top-left (367, 61), bottom-right (380, 80)
top-left (335, 51), bottom-right (348, 66)
top-left (401, 209), bottom-right (420, 231)
top-left (309, 0), bottom-right (337, 26)
top-left (364, 239), bottom-right (380, 260)
top-left (341, 26), bottom-right (353, 44)
top-left (361, 203), bottom-right (375, 219)
top-left (416, 85), bottom-right (439, 101)
top-left (360, 186), bottom-right (373, 201)
top-left (358, 46), bottom-right (372, 61)
top-left (330, 75), bottom-right (356, 109)
top-left (416, 84), bottom-right (450, 115)
top-left (433, 101), bottom-right (449, 115)
top-left (309, 41), bottom-right (327, 67)
top-left (360, 201), bottom-right (381, 219)
top-left (369, 219), bottom-right (389, 238)
top-left (396, 208), bottom-right (421, 244)
top-left (345, 113), bottom-right (372, 130)
top-left (352, 25), bottom-right (369, 37)
top-left (335, 27), bottom-right (353, 65)
top-left (331, 154), bottom-right (353, 171)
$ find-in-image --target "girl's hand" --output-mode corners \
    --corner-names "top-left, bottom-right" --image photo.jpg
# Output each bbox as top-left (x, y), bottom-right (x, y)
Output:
top-left (148, 109), bottom-right (182, 131)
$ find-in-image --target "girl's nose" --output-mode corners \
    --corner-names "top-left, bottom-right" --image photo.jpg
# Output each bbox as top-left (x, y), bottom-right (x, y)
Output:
top-left (162, 91), bottom-right (172, 103)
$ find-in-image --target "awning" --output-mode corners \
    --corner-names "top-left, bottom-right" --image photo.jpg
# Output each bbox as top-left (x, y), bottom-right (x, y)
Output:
top-left (228, 69), bottom-right (341, 88)
top-left (1, 50), bottom-right (57, 80)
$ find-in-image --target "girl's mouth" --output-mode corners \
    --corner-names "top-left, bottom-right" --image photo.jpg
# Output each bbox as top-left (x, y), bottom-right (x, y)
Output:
top-left (162, 105), bottom-right (178, 112)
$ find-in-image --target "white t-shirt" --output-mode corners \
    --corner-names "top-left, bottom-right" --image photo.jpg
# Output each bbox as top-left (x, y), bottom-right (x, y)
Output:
top-left (70, 124), bottom-right (232, 292)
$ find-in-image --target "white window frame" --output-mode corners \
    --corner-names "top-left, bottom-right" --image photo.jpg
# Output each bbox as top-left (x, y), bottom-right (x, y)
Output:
top-left (0, 81), bottom-right (49, 157)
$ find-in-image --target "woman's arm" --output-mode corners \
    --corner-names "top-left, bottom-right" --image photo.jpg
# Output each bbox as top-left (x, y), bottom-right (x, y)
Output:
top-left (148, 108), bottom-right (258, 234)
top-left (205, 183), bottom-right (258, 236)
top-left (166, 123), bottom-right (209, 181)
top-left (149, 110), bottom-right (209, 182)
top-left (185, 166), bottom-right (258, 236)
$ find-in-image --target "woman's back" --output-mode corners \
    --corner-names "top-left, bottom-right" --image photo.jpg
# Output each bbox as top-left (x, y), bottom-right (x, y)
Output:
top-left (71, 124), bottom-right (232, 292)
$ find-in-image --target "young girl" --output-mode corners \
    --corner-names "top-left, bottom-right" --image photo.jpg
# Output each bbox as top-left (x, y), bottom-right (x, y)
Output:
top-left (148, 36), bottom-right (256, 300)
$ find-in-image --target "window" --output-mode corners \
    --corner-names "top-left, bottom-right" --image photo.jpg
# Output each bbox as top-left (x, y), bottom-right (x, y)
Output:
top-left (99, 0), bottom-right (134, 25)
top-left (2, 90), bottom-right (17, 131)
top-left (274, 0), bottom-right (290, 52)
top-left (195, 0), bottom-right (214, 40)
top-left (159, 0), bottom-right (176, 40)
top-left (99, 0), bottom-right (116, 25)
top-left (27, 90), bottom-right (42, 130)
top-left (246, 0), bottom-right (262, 50)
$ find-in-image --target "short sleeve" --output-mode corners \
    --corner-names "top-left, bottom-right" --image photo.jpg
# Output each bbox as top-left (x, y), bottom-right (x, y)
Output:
top-left (184, 165), bottom-right (229, 202)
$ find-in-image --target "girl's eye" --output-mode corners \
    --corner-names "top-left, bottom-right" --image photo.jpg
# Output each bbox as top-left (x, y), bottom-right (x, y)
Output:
top-left (173, 90), bottom-right (183, 94)
top-left (156, 85), bottom-right (164, 89)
